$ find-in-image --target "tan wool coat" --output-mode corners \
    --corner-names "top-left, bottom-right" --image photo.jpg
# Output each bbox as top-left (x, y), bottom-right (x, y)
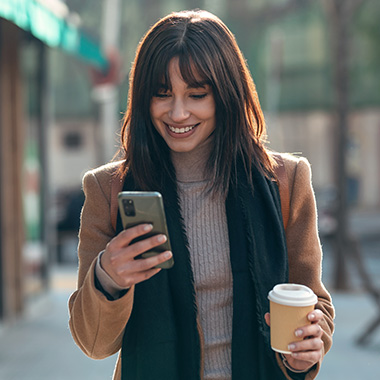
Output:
top-left (68, 153), bottom-right (335, 380)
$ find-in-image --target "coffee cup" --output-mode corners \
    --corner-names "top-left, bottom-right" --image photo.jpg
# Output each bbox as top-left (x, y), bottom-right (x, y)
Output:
top-left (268, 283), bottom-right (318, 354)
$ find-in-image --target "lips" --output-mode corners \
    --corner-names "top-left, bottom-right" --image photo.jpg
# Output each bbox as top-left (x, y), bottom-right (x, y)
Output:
top-left (165, 122), bottom-right (199, 135)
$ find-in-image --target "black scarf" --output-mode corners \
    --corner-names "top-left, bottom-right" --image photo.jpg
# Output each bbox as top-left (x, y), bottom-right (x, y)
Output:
top-left (116, 162), bottom-right (292, 379)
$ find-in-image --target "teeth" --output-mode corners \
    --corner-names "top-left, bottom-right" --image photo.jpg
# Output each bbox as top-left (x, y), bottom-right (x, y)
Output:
top-left (168, 124), bottom-right (195, 134)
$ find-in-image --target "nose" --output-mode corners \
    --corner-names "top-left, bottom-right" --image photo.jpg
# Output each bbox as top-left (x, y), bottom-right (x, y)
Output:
top-left (168, 97), bottom-right (190, 122)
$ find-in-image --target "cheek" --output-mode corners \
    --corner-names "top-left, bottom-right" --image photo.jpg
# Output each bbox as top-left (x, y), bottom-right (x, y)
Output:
top-left (150, 104), bottom-right (162, 128)
top-left (200, 99), bottom-right (216, 120)
top-left (149, 109), bottom-right (164, 137)
top-left (149, 103), bottom-right (157, 120)
top-left (150, 98), bottom-right (164, 116)
top-left (205, 107), bottom-right (216, 123)
top-left (193, 103), bottom-right (215, 120)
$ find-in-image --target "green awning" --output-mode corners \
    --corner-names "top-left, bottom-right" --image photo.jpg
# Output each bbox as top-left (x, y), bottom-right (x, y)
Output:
top-left (0, 0), bottom-right (108, 70)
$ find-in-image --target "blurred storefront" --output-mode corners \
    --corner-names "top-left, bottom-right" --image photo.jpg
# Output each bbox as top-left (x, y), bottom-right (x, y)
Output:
top-left (0, 0), bottom-right (108, 321)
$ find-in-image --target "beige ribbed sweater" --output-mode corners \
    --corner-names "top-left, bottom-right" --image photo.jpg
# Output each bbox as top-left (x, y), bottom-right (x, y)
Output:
top-left (172, 142), bottom-right (233, 380)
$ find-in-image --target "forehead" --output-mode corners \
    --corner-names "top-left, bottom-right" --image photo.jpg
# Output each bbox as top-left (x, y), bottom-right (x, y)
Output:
top-left (159, 57), bottom-right (210, 89)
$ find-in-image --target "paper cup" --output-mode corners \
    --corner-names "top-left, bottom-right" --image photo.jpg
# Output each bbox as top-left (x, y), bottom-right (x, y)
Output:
top-left (268, 284), bottom-right (317, 354)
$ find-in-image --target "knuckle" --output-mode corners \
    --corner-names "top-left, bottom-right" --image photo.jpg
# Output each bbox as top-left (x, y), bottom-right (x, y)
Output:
top-left (309, 338), bottom-right (323, 352)
top-left (315, 308), bottom-right (323, 316)
top-left (115, 266), bottom-right (124, 277)
top-left (136, 258), bottom-right (152, 271)
top-left (314, 350), bottom-right (322, 362)
top-left (109, 253), bottom-right (119, 265)
top-left (313, 324), bottom-right (322, 337)
top-left (135, 241), bottom-right (151, 253)
top-left (120, 278), bottom-right (132, 288)
top-left (127, 244), bottom-right (140, 257)
top-left (121, 228), bottom-right (133, 240)
top-left (105, 240), bottom-right (115, 252)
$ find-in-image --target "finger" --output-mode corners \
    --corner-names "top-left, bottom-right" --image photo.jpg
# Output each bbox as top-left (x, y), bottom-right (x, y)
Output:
top-left (110, 224), bottom-right (153, 249)
top-left (264, 313), bottom-right (270, 327)
top-left (130, 250), bottom-right (173, 273)
top-left (115, 251), bottom-right (172, 287)
top-left (122, 267), bottom-right (162, 288)
top-left (115, 250), bottom-right (172, 277)
top-left (290, 345), bottom-right (323, 364)
top-left (294, 323), bottom-right (323, 339)
top-left (127, 234), bottom-right (168, 259)
top-left (282, 354), bottom-right (311, 372)
top-left (288, 337), bottom-right (324, 354)
top-left (307, 309), bottom-right (324, 323)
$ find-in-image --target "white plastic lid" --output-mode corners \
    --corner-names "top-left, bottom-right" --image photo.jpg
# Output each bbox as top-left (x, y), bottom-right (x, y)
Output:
top-left (268, 283), bottom-right (317, 307)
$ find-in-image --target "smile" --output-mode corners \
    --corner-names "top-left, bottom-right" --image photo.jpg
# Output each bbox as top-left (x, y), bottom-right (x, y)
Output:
top-left (167, 123), bottom-right (198, 134)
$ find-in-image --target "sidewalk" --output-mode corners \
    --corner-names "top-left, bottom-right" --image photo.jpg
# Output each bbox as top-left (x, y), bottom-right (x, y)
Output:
top-left (0, 266), bottom-right (116, 380)
top-left (318, 292), bottom-right (380, 380)
top-left (350, 209), bottom-right (380, 240)
top-left (0, 264), bottom-right (380, 379)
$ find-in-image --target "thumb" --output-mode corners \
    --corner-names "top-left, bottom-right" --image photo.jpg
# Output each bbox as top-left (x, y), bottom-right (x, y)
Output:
top-left (264, 312), bottom-right (271, 327)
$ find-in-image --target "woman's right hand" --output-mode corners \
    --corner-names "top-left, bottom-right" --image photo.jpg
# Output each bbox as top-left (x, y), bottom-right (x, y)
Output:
top-left (100, 223), bottom-right (172, 288)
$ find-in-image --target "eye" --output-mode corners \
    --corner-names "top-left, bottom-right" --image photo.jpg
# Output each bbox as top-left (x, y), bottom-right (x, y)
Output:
top-left (154, 92), bottom-right (170, 98)
top-left (190, 93), bottom-right (208, 99)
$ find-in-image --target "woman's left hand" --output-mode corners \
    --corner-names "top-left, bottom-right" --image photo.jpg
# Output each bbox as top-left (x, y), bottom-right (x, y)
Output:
top-left (264, 309), bottom-right (324, 372)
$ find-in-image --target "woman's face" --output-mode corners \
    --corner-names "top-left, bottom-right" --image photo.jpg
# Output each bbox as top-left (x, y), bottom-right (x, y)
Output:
top-left (150, 58), bottom-right (216, 153)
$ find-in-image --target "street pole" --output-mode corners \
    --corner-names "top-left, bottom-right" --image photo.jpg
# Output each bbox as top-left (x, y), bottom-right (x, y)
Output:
top-left (36, 40), bottom-right (51, 287)
top-left (330, 1), bottom-right (350, 290)
top-left (93, 0), bottom-right (122, 164)
top-left (324, 0), bottom-right (366, 290)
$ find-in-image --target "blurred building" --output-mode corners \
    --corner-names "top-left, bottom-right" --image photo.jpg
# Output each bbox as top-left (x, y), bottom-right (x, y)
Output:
top-left (0, 0), bottom-right (108, 321)
top-left (234, 0), bottom-right (380, 211)
top-left (1, 0), bottom-right (379, 322)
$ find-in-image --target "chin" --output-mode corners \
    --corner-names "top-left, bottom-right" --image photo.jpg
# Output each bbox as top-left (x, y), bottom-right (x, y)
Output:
top-left (169, 145), bottom-right (196, 153)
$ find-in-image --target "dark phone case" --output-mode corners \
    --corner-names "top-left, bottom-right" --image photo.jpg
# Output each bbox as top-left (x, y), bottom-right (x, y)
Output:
top-left (118, 191), bottom-right (174, 269)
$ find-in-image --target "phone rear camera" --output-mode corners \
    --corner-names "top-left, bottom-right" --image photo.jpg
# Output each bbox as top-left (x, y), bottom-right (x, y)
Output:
top-left (123, 199), bottom-right (136, 217)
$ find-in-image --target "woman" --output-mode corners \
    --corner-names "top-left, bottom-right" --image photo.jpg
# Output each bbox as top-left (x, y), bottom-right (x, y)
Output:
top-left (69, 10), bottom-right (334, 380)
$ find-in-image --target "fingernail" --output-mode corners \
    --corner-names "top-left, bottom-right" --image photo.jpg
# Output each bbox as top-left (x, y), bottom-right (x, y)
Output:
top-left (144, 224), bottom-right (153, 231)
top-left (288, 344), bottom-right (296, 350)
top-left (164, 251), bottom-right (172, 259)
top-left (291, 352), bottom-right (298, 358)
top-left (295, 329), bottom-right (303, 337)
top-left (157, 234), bottom-right (167, 243)
top-left (308, 313), bottom-right (315, 320)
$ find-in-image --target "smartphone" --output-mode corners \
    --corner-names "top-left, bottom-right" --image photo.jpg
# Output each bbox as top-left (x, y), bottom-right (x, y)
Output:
top-left (118, 191), bottom-right (174, 269)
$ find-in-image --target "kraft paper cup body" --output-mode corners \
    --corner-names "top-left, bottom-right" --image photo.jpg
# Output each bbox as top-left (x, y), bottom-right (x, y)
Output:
top-left (268, 284), bottom-right (318, 354)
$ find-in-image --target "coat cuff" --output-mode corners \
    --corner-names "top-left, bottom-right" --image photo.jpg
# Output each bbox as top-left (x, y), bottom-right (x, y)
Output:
top-left (95, 250), bottom-right (130, 300)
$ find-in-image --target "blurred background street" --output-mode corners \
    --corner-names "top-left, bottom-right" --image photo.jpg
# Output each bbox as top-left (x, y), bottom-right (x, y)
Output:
top-left (1, 0), bottom-right (380, 379)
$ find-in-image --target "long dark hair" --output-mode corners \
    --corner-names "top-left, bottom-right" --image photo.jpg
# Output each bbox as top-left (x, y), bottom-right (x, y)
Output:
top-left (118, 10), bottom-right (275, 196)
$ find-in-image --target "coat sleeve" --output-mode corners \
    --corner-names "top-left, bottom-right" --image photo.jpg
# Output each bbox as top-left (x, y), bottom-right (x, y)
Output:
top-left (276, 155), bottom-right (335, 380)
top-left (68, 168), bottom-right (134, 360)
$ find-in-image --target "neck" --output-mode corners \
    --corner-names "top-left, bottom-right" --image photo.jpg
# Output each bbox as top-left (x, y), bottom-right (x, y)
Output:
top-left (170, 138), bottom-right (213, 183)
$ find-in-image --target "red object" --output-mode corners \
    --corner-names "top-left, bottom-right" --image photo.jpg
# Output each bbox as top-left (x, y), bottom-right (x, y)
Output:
top-left (90, 49), bottom-right (121, 86)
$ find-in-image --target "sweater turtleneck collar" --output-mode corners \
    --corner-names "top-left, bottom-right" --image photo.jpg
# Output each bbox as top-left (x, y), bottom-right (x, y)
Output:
top-left (170, 137), bottom-right (213, 183)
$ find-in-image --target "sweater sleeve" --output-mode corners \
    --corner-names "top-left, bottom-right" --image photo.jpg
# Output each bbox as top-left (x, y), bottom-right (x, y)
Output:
top-left (276, 156), bottom-right (335, 380)
top-left (68, 168), bottom-right (134, 360)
